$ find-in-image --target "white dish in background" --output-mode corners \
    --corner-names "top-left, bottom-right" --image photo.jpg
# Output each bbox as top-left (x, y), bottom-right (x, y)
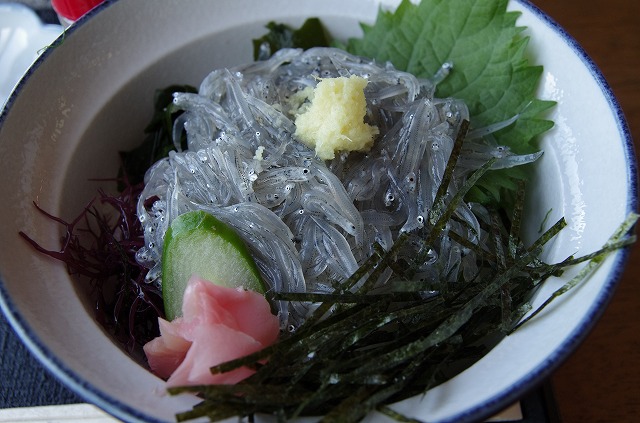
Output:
top-left (0, 1), bottom-right (635, 422)
top-left (0, 3), bottom-right (62, 108)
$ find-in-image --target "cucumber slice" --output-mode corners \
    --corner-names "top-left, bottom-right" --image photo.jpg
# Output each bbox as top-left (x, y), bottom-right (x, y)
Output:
top-left (161, 210), bottom-right (265, 320)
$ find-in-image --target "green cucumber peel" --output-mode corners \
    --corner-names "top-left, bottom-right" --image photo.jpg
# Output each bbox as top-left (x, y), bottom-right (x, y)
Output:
top-left (161, 210), bottom-right (265, 321)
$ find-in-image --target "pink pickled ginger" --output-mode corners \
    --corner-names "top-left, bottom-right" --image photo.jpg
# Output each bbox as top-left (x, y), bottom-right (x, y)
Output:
top-left (143, 275), bottom-right (279, 386)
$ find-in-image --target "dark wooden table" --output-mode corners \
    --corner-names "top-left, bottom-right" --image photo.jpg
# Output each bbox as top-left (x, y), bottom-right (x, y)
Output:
top-left (530, 1), bottom-right (640, 422)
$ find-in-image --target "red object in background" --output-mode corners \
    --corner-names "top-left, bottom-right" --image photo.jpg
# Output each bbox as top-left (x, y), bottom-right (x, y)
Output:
top-left (51, 0), bottom-right (104, 21)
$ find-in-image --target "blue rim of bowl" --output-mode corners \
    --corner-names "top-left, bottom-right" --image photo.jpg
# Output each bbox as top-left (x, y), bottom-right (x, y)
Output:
top-left (0, 0), bottom-right (636, 422)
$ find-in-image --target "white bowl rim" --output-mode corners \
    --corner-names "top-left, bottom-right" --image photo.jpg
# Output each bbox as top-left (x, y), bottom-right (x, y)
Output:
top-left (0, 0), bottom-right (637, 422)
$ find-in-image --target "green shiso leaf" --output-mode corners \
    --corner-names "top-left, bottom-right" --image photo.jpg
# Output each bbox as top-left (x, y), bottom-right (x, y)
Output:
top-left (346, 0), bottom-right (555, 206)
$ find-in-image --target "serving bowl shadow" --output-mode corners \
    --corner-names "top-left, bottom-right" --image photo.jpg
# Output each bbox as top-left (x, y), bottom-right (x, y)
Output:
top-left (0, 0), bottom-right (636, 422)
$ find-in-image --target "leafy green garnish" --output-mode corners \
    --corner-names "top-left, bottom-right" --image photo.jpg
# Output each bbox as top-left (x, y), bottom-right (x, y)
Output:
top-left (253, 18), bottom-right (332, 61)
top-left (346, 0), bottom-right (555, 206)
top-left (119, 84), bottom-right (197, 185)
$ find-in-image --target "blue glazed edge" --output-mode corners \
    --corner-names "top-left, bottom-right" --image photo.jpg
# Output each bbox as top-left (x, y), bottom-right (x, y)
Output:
top-left (0, 280), bottom-right (160, 423)
top-left (0, 0), bottom-right (637, 422)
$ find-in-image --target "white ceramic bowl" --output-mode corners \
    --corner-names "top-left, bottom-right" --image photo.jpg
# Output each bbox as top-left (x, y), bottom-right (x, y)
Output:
top-left (0, 1), bottom-right (636, 422)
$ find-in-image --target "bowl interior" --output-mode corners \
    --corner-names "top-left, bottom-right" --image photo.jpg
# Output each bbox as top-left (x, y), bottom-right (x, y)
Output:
top-left (0, 0), bottom-right (634, 422)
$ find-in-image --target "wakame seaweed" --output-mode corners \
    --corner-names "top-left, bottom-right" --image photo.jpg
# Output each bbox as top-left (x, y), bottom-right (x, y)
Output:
top-left (119, 84), bottom-right (197, 186)
top-left (252, 18), bottom-right (332, 61)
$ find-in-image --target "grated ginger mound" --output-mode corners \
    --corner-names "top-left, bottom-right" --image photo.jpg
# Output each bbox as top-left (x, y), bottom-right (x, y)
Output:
top-left (294, 75), bottom-right (379, 160)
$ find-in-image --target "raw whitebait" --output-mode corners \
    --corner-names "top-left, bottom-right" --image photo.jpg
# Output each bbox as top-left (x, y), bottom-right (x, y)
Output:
top-left (136, 47), bottom-right (541, 327)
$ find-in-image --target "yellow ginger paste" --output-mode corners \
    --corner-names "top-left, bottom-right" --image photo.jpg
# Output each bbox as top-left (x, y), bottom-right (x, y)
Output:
top-left (294, 75), bottom-right (379, 160)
